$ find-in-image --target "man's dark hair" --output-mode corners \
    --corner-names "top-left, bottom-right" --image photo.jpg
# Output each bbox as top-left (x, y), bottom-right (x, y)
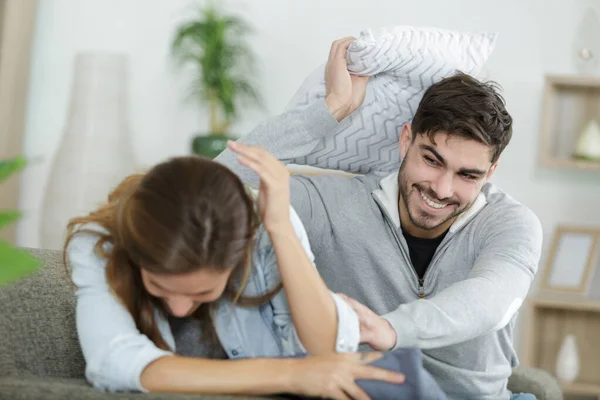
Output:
top-left (411, 72), bottom-right (513, 163)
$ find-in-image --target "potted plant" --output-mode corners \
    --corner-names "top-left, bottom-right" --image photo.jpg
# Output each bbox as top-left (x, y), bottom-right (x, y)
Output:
top-left (0, 157), bottom-right (40, 286)
top-left (171, 2), bottom-right (262, 158)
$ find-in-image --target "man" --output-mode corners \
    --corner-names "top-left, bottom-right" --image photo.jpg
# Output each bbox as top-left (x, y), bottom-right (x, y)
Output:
top-left (216, 37), bottom-right (542, 400)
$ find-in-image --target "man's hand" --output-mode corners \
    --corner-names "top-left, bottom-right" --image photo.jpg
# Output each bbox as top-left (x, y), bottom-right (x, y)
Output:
top-left (338, 294), bottom-right (397, 351)
top-left (324, 37), bottom-right (369, 122)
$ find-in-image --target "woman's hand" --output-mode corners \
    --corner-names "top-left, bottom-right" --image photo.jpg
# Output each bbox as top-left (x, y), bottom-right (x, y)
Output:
top-left (227, 141), bottom-right (290, 234)
top-left (289, 352), bottom-right (405, 400)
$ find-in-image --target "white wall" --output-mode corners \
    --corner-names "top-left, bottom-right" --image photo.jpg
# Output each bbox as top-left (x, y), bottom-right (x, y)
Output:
top-left (18, 0), bottom-right (600, 343)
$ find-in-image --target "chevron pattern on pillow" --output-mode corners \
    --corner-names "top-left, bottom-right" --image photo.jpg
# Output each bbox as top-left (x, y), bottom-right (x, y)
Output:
top-left (285, 26), bottom-right (497, 175)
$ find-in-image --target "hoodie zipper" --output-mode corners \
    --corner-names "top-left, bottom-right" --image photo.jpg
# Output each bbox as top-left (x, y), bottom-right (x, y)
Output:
top-left (372, 185), bottom-right (487, 301)
top-left (373, 195), bottom-right (426, 298)
top-left (373, 194), bottom-right (472, 300)
top-left (406, 208), bottom-right (483, 299)
top-left (418, 279), bottom-right (425, 299)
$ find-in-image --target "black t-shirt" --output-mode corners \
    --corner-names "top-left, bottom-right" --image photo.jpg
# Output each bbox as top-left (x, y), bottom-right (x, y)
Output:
top-left (401, 226), bottom-right (448, 280)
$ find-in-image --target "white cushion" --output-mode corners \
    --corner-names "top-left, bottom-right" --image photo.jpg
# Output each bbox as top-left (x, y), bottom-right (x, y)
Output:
top-left (285, 26), bottom-right (497, 175)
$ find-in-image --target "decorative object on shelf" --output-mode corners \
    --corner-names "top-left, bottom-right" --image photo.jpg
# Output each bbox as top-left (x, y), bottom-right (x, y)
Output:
top-left (572, 7), bottom-right (600, 74)
top-left (171, 2), bottom-right (262, 159)
top-left (40, 53), bottom-right (136, 250)
top-left (541, 226), bottom-right (600, 296)
top-left (573, 119), bottom-right (600, 161)
top-left (555, 334), bottom-right (580, 384)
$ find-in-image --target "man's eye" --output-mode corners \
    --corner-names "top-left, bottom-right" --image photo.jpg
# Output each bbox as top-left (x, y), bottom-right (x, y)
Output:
top-left (424, 156), bottom-right (437, 165)
top-left (462, 174), bottom-right (477, 180)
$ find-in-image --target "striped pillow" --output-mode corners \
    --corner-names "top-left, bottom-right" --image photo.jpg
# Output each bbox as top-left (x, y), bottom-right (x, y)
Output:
top-left (285, 26), bottom-right (497, 175)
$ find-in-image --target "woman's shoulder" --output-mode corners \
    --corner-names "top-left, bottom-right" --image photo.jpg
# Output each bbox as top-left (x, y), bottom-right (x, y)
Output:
top-left (67, 222), bottom-right (110, 247)
top-left (66, 223), bottom-right (112, 270)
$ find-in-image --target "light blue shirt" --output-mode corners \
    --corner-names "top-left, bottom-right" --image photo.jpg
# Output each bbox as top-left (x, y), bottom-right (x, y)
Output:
top-left (68, 206), bottom-right (359, 392)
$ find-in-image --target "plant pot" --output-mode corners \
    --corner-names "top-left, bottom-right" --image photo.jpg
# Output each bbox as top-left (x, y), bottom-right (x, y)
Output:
top-left (191, 134), bottom-right (235, 159)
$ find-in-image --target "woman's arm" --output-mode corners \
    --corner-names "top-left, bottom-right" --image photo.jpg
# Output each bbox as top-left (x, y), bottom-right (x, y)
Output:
top-left (267, 218), bottom-right (339, 354)
top-left (230, 142), bottom-right (359, 355)
top-left (69, 227), bottom-right (173, 392)
top-left (141, 352), bottom-right (404, 399)
top-left (141, 356), bottom-right (294, 394)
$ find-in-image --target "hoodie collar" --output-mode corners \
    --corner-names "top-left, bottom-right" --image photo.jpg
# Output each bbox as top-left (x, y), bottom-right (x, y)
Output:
top-left (372, 171), bottom-right (487, 234)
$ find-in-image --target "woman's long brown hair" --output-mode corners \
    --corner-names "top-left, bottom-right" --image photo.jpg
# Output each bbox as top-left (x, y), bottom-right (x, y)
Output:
top-left (64, 156), bottom-right (281, 351)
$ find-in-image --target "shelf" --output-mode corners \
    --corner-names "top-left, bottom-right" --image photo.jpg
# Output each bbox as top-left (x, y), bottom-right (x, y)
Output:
top-left (540, 157), bottom-right (600, 170)
top-left (531, 293), bottom-right (600, 312)
top-left (538, 74), bottom-right (600, 171)
top-left (545, 74), bottom-right (600, 88)
top-left (524, 294), bottom-right (600, 390)
top-left (561, 381), bottom-right (600, 396)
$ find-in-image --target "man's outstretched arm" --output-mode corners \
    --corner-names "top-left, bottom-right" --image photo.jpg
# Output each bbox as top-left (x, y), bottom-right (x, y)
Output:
top-left (214, 37), bottom-right (368, 186)
top-left (215, 99), bottom-right (338, 186)
top-left (341, 206), bottom-right (543, 350)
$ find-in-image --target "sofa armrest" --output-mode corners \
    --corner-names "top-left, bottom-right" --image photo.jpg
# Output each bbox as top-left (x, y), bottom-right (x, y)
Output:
top-left (508, 366), bottom-right (563, 400)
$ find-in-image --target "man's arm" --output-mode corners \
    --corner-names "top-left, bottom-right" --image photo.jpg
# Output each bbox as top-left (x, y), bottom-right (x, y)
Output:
top-left (383, 206), bottom-right (543, 349)
top-left (215, 99), bottom-right (338, 186)
top-left (342, 206), bottom-right (543, 351)
top-left (215, 36), bottom-right (369, 186)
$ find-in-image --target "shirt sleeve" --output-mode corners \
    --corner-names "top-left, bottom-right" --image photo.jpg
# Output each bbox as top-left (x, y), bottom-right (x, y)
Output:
top-left (258, 206), bottom-right (360, 355)
top-left (68, 227), bottom-right (173, 392)
top-left (214, 99), bottom-right (339, 187)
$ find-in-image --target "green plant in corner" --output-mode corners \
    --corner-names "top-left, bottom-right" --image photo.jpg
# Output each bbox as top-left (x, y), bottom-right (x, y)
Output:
top-left (171, 1), bottom-right (262, 159)
top-left (0, 156), bottom-right (40, 286)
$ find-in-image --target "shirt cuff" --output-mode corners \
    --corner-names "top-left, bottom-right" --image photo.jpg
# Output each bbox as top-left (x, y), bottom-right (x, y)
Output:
top-left (302, 99), bottom-right (340, 140)
top-left (331, 293), bottom-right (360, 353)
top-left (382, 305), bottom-right (420, 349)
top-left (87, 333), bottom-right (174, 393)
top-left (133, 346), bottom-right (174, 392)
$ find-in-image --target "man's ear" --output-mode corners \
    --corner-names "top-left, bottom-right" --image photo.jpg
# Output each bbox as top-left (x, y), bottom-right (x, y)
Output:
top-left (399, 124), bottom-right (413, 158)
top-left (486, 162), bottom-right (498, 181)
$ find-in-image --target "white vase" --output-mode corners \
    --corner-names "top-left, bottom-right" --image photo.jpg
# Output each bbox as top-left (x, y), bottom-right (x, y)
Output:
top-left (40, 53), bottom-right (136, 250)
top-left (555, 334), bottom-right (580, 384)
top-left (573, 120), bottom-right (600, 161)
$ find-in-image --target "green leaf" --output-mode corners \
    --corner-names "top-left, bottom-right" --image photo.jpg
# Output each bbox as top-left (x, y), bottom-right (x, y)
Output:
top-left (0, 210), bottom-right (21, 230)
top-left (0, 241), bottom-right (40, 287)
top-left (0, 156), bottom-right (26, 183)
top-left (170, 2), bottom-right (262, 123)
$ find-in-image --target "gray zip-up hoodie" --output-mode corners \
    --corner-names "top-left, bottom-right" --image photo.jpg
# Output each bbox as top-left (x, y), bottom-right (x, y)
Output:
top-left (215, 99), bottom-right (543, 400)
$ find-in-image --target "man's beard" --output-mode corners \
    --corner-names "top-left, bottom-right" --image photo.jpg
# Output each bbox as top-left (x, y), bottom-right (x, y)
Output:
top-left (398, 162), bottom-right (467, 231)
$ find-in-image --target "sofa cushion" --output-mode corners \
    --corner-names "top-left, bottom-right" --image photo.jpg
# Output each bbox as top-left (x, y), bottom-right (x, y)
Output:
top-left (0, 377), bottom-right (282, 400)
top-left (0, 248), bottom-right (85, 379)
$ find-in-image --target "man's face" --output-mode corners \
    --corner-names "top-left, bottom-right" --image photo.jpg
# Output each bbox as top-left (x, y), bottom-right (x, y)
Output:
top-left (398, 125), bottom-right (497, 238)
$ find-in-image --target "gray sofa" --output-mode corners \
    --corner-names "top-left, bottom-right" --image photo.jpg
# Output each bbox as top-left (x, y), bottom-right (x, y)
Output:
top-left (0, 249), bottom-right (563, 400)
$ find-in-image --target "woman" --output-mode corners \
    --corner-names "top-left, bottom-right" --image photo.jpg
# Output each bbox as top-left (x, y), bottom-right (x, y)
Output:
top-left (65, 142), bottom-right (404, 399)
